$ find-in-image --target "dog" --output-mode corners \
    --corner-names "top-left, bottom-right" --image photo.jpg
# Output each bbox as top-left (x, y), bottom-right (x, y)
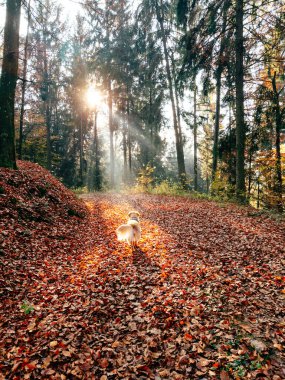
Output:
top-left (116, 211), bottom-right (141, 248)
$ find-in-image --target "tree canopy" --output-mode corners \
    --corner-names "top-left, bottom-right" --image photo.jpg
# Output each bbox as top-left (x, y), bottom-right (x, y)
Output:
top-left (0, 0), bottom-right (284, 210)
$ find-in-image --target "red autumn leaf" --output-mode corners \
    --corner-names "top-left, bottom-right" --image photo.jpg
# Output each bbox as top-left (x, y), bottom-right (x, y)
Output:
top-left (99, 358), bottom-right (109, 369)
top-left (184, 333), bottom-right (194, 340)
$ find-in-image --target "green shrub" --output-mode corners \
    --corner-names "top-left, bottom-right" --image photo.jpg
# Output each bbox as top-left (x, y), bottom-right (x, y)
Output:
top-left (136, 164), bottom-right (155, 191)
top-left (151, 180), bottom-right (187, 196)
top-left (210, 178), bottom-right (235, 200)
top-left (72, 186), bottom-right (88, 195)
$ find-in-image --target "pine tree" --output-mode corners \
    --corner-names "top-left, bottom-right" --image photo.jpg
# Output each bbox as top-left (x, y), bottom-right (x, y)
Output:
top-left (235, 0), bottom-right (246, 202)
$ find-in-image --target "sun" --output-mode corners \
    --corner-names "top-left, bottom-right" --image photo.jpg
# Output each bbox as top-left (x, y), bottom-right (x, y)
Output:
top-left (86, 86), bottom-right (102, 109)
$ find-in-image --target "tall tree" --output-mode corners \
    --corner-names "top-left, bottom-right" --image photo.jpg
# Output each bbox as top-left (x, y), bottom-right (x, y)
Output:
top-left (271, 72), bottom-right (283, 213)
top-left (0, 0), bottom-right (21, 168)
top-left (235, 0), bottom-right (246, 202)
top-left (212, 0), bottom-right (231, 182)
top-left (155, 0), bottom-right (186, 184)
top-left (18, 0), bottom-right (31, 159)
top-left (193, 81), bottom-right (198, 191)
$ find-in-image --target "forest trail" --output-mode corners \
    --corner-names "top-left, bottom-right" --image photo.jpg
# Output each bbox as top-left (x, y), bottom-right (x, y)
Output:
top-left (1, 192), bottom-right (284, 379)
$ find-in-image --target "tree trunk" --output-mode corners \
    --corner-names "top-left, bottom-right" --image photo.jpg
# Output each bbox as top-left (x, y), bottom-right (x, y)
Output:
top-left (228, 102), bottom-right (234, 185)
top-left (174, 81), bottom-right (183, 148)
top-left (0, 0), bottom-right (21, 169)
top-left (212, 68), bottom-right (222, 182)
top-left (272, 72), bottom-right (283, 213)
top-left (212, 2), bottom-right (228, 182)
top-left (155, 0), bottom-right (186, 184)
top-left (108, 80), bottom-right (115, 187)
top-left (79, 112), bottom-right (83, 185)
top-left (235, 0), bottom-right (246, 202)
top-left (123, 121), bottom-right (127, 181)
top-left (247, 145), bottom-right (253, 198)
top-left (43, 30), bottom-right (52, 171)
top-left (193, 84), bottom-right (198, 191)
top-left (127, 123), bottom-right (132, 173)
top-left (147, 87), bottom-right (153, 163)
top-left (105, 1), bottom-right (115, 188)
top-left (127, 96), bottom-right (132, 174)
top-left (94, 111), bottom-right (101, 190)
top-left (18, 0), bottom-right (31, 160)
top-left (171, 51), bottom-right (183, 149)
top-left (45, 100), bottom-right (52, 170)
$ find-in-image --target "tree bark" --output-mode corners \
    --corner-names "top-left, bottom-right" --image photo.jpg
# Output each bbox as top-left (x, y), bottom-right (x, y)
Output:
top-left (235, 0), bottom-right (246, 202)
top-left (212, 69), bottom-right (222, 182)
top-left (0, 0), bottom-right (21, 169)
top-left (171, 51), bottom-right (183, 149)
top-left (272, 72), bottom-right (283, 213)
top-left (212, 1), bottom-right (229, 182)
top-left (193, 83), bottom-right (198, 191)
top-left (79, 112), bottom-right (83, 185)
top-left (42, 28), bottom-right (52, 171)
top-left (94, 111), bottom-right (101, 190)
top-left (108, 80), bottom-right (115, 187)
top-left (123, 121), bottom-right (128, 181)
top-left (18, 0), bottom-right (31, 160)
top-left (127, 96), bottom-right (132, 174)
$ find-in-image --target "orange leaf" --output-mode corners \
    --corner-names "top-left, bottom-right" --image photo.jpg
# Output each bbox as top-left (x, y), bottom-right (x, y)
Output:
top-left (184, 333), bottom-right (194, 340)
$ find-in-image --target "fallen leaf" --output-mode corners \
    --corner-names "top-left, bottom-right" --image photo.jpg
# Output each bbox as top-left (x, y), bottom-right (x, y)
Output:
top-left (220, 370), bottom-right (230, 380)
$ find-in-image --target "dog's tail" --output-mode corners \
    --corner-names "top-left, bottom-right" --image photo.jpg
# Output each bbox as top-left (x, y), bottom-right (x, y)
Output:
top-left (116, 224), bottom-right (134, 244)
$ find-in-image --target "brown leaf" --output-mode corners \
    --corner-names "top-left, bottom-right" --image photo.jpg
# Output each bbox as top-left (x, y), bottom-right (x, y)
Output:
top-left (197, 357), bottom-right (211, 369)
top-left (250, 339), bottom-right (267, 352)
top-left (220, 370), bottom-right (230, 380)
top-left (42, 356), bottom-right (51, 368)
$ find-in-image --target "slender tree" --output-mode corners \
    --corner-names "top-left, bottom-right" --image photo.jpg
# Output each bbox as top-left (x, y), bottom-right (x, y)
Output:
top-left (18, 0), bottom-right (31, 159)
top-left (212, 1), bottom-right (230, 182)
top-left (193, 81), bottom-right (198, 191)
top-left (155, 0), bottom-right (186, 184)
top-left (271, 72), bottom-right (283, 213)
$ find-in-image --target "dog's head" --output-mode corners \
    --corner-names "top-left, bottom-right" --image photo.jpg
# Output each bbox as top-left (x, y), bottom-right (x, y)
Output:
top-left (128, 211), bottom-right (140, 222)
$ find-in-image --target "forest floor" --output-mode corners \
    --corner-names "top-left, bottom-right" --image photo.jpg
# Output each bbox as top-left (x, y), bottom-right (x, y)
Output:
top-left (0, 162), bottom-right (284, 379)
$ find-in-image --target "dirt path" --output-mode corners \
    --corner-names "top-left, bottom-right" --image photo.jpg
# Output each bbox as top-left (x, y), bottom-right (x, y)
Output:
top-left (1, 193), bottom-right (284, 379)
top-left (79, 193), bottom-right (284, 379)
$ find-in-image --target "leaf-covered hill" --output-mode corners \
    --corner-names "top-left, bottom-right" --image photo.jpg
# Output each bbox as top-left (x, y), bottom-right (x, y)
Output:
top-left (0, 160), bottom-right (90, 253)
top-left (0, 187), bottom-right (284, 379)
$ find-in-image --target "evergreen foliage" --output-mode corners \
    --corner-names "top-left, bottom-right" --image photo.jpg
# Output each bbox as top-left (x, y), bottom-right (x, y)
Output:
top-left (0, 0), bottom-right (284, 210)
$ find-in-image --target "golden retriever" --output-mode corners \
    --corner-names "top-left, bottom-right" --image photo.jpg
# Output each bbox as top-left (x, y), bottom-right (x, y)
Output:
top-left (116, 211), bottom-right (141, 248)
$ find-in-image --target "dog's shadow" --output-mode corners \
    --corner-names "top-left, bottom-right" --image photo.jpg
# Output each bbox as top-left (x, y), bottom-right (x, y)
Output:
top-left (131, 247), bottom-right (161, 281)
